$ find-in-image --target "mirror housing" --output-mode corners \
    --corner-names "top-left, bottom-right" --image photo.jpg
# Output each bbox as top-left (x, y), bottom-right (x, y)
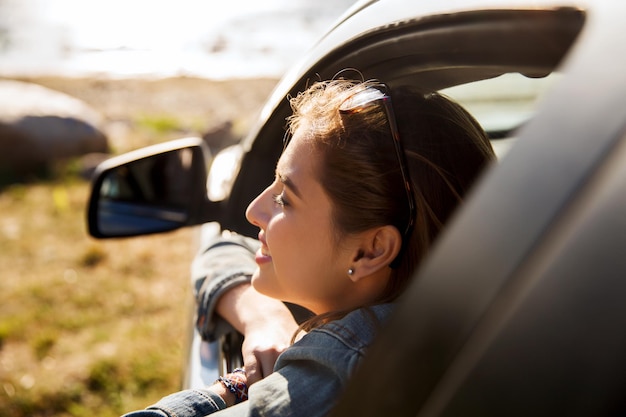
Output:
top-left (87, 137), bottom-right (219, 238)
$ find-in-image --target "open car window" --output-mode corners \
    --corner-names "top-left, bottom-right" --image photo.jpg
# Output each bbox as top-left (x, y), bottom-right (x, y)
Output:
top-left (441, 73), bottom-right (562, 158)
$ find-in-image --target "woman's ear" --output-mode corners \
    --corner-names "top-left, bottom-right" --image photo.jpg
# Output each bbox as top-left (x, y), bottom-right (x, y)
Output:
top-left (348, 225), bottom-right (402, 282)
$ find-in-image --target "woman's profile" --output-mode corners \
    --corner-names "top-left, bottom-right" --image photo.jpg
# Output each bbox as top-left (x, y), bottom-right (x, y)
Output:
top-left (123, 77), bottom-right (495, 417)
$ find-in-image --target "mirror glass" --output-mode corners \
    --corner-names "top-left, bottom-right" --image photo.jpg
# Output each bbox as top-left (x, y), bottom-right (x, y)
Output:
top-left (96, 148), bottom-right (195, 236)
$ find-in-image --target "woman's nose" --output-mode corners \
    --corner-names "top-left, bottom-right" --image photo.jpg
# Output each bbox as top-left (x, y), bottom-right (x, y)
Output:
top-left (245, 185), bottom-right (270, 228)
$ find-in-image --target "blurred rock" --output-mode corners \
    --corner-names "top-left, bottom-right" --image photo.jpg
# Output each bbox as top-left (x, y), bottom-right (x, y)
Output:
top-left (0, 80), bottom-right (109, 179)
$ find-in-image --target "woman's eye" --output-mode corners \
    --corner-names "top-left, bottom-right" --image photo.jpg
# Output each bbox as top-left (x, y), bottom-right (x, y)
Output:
top-left (272, 193), bottom-right (288, 207)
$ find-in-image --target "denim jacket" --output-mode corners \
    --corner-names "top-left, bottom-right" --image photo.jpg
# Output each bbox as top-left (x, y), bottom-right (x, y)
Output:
top-left (123, 303), bottom-right (393, 417)
top-left (122, 235), bottom-right (394, 417)
top-left (192, 233), bottom-right (261, 342)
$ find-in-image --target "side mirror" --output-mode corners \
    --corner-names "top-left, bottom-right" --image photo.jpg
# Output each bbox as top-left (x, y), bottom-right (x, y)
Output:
top-left (87, 137), bottom-right (218, 238)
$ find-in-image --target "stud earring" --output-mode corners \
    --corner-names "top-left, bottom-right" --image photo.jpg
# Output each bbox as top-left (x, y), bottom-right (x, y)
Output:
top-left (347, 268), bottom-right (355, 276)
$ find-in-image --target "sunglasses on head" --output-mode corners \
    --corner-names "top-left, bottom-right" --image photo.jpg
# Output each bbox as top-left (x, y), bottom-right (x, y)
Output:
top-left (339, 84), bottom-right (416, 250)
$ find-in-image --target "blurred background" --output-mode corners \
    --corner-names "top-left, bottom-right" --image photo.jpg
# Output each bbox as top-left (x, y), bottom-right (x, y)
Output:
top-left (0, 0), bottom-right (354, 79)
top-left (0, 1), bottom-right (355, 416)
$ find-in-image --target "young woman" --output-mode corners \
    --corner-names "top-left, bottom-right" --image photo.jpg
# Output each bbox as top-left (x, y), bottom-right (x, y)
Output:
top-left (123, 78), bottom-right (495, 417)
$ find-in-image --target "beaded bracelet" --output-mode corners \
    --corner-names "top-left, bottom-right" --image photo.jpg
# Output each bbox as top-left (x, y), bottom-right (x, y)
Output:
top-left (217, 368), bottom-right (248, 404)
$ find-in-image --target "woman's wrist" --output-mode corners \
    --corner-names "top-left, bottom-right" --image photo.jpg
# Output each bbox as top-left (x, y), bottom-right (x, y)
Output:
top-left (213, 368), bottom-right (248, 407)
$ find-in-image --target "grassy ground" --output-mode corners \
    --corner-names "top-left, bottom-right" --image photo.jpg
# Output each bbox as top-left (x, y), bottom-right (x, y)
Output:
top-left (0, 76), bottom-right (277, 416)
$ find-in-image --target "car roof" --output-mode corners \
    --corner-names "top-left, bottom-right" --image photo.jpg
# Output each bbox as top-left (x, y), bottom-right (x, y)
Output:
top-left (249, 0), bottom-right (588, 137)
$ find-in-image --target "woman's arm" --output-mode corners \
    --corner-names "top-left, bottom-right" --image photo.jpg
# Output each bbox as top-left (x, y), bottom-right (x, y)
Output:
top-left (123, 307), bottom-right (386, 417)
top-left (215, 282), bottom-right (299, 384)
top-left (122, 372), bottom-right (242, 417)
top-left (121, 387), bottom-right (227, 417)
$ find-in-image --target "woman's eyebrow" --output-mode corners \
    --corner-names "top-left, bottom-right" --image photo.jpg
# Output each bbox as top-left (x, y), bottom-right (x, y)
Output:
top-left (277, 172), bottom-right (302, 198)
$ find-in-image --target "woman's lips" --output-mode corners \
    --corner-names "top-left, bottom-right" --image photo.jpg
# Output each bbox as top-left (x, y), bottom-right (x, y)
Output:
top-left (256, 232), bottom-right (272, 265)
top-left (255, 247), bottom-right (272, 265)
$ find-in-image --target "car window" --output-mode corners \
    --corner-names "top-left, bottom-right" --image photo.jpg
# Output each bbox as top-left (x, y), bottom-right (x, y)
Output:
top-left (440, 72), bottom-right (562, 159)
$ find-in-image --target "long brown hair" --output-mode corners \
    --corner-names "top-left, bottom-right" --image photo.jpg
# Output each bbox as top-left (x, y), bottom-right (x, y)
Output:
top-left (286, 79), bottom-right (495, 332)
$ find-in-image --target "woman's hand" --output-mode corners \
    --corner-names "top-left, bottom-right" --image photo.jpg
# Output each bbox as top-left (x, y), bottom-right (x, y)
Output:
top-left (216, 283), bottom-right (299, 385)
top-left (240, 311), bottom-right (299, 384)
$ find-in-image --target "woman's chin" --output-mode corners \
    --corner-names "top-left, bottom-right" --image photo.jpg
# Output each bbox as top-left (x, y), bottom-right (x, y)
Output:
top-left (250, 270), bottom-right (274, 297)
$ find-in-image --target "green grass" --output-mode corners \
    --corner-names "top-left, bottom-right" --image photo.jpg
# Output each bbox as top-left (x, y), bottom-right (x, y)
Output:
top-left (0, 179), bottom-right (194, 417)
top-left (136, 114), bottom-right (187, 134)
top-left (134, 114), bottom-right (209, 143)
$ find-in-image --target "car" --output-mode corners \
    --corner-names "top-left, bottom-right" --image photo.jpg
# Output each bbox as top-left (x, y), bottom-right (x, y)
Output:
top-left (86, 0), bottom-right (626, 415)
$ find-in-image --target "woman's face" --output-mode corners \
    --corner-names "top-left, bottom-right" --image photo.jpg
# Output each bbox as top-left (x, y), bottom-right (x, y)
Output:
top-left (245, 129), bottom-right (356, 314)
